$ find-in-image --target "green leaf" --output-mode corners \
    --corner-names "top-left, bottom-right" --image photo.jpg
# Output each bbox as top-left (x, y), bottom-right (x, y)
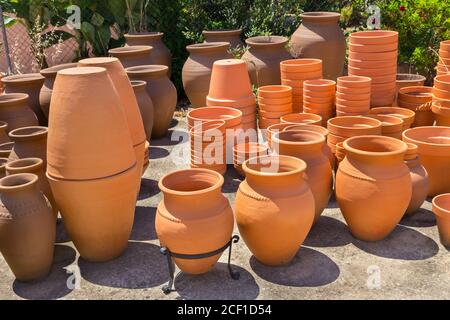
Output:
top-left (91, 12), bottom-right (104, 27)
top-left (80, 21), bottom-right (96, 44)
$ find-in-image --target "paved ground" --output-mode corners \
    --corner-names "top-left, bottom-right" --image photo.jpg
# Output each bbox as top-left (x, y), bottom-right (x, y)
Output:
top-left (1, 114), bottom-right (449, 300)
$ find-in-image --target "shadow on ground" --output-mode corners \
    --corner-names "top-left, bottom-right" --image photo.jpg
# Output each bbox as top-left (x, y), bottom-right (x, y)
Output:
top-left (399, 208), bottom-right (436, 228)
top-left (304, 216), bottom-right (353, 248)
top-left (130, 206), bottom-right (157, 241)
top-left (151, 129), bottom-right (188, 147)
top-left (138, 178), bottom-right (160, 200)
top-left (55, 219), bottom-right (71, 244)
top-left (222, 166), bottom-right (243, 194)
top-left (149, 147), bottom-right (170, 160)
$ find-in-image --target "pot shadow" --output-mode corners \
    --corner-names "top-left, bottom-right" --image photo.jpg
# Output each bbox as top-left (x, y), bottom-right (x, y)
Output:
top-left (151, 129), bottom-right (189, 147)
top-left (169, 118), bottom-right (179, 129)
top-left (326, 193), bottom-right (340, 209)
top-left (138, 178), bottom-right (160, 200)
top-left (304, 216), bottom-right (353, 248)
top-left (130, 206), bottom-right (157, 241)
top-left (222, 166), bottom-right (243, 194)
top-left (13, 244), bottom-right (77, 300)
top-left (149, 147), bottom-right (170, 160)
top-left (78, 242), bottom-right (166, 289)
top-left (250, 247), bottom-right (340, 287)
top-left (55, 219), bottom-right (71, 244)
top-left (399, 208), bottom-right (436, 228)
top-left (352, 225), bottom-right (439, 260)
top-left (175, 263), bottom-right (259, 300)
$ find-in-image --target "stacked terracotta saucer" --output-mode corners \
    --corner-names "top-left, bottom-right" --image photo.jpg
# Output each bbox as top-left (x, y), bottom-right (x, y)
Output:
top-left (280, 113), bottom-right (323, 126)
top-left (437, 40), bottom-right (450, 76)
top-left (397, 86), bottom-right (434, 127)
top-left (257, 85), bottom-right (293, 129)
top-left (336, 76), bottom-right (372, 116)
top-left (432, 74), bottom-right (450, 125)
top-left (303, 79), bottom-right (336, 122)
top-left (233, 143), bottom-right (269, 176)
top-left (369, 107), bottom-right (416, 132)
top-left (367, 114), bottom-right (404, 140)
top-left (348, 30), bottom-right (398, 107)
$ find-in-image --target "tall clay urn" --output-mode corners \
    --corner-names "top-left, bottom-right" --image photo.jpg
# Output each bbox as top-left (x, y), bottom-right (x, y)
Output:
top-left (8, 126), bottom-right (48, 165)
top-left (156, 168), bottom-right (234, 274)
top-left (290, 12), bottom-right (346, 80)
top-left (0, 173), bottom-right (55, 281)
top-left (108, 45), bottom-right (153, 68)
top-left (0, 94), bottom-right (38, 132)
top-left (131, 80), bottom-right (154, 142)
top-left (203, 29), bottom-right (243, 49)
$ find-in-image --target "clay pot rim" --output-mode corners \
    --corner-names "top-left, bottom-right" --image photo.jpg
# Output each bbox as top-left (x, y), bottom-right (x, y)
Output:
top-left (189, 120), bottom-right (226, 136)
top-left (243, 155), bottom-right (306, 177)
top-left (58, 67), bottom-right (106, 78)
top-left (188, 106), bottom-right (243, 125)
top-left (0, 93), bottom-right (29, 105)
top-left (432, 101), bottom-right (450, 116)
top-left (126, 65), bottom-right (169, 76)
top-left (6, 157), bottom-right (43, 173)
top-left (203, 29), bottom-right (242, 36)
top-left (370, 107), bottom-right (415, 119)
top-left (403, 126), bottom-right (450, 148)
top-left (280, 58), bottom-right (322, 68)
top-left (328, 116), bottom-right (382, 132)
top-left (124, 31), bottom-right (164, 39)
top-left (158, 168), bottom-right (224, 196)
top-left (8, 126), bottom-right (48, 141)
top-left (367, 114), bottom-right (404, 126)
top-left (300, 11), bottom-right (341, 22)
top-left (337, 76), bottom-right (372, 87)
top-left (0, 121), bottom-right (8, 130)
top-left (0, 157), bottom-right (8, 168)
top-left (258, 85), bottom-right (292, 95)
top-left (396, 73), bottom-right (426, 83)
top-left (233, 143), bottom-right (268, 155)
top-left (40, 63), bottom-right (78, 77)
top-left (284, 124), bottom-right (329, 136)
top-left (78, 57), bottom-right (120, 68)
top-left (0, 142), bottom-right (14, 152)
top-left (303, 79), bottom-right (336, 88)
top-left (344, 135), bottom-right (407, 157)
top-left (186, 42), bottom-right (230, 53)
top-left (0, 173), bottom-right (38, 193)
top-left (130, 80), bottom-right (147, 89)
top-left (398, 86), bottom-right (433, 97)
top-left (432, 193), bottom-right (450, 218)
top-left (245, 35), bottom-right (288, 47)
top-left (349, 30), bottom-right (398, 43)
top-left (272, 130), bottom-right (326, 147)
top-left (405, 143), bottom-right (418, 155)
top-left (280, 113), bottom-right (322, 124)
top-left (1, 73), bottom-right (44, 85)
top-left (267, 123), bottom-right (295, 134)
top-left (434, 74), bottom-right (450, 85)
top-left (108, 45), bottom-right (153, 56)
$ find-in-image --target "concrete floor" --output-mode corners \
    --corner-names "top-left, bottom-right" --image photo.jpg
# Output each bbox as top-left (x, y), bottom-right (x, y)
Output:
top-left (1, 114), bottom-right (449, 300)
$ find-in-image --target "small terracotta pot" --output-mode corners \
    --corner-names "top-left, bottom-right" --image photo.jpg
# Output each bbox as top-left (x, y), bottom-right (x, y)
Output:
top-left (348, 65), bottom-right (397, 77)
top-left (348, 58), bottom-right (396, 69)
top-left (432, 194), bottom-right (450, 247)
top-left (348, 50), bottom-right (398, 61)
top-left (432, 101), bottom-right (450, 126)
top-left (440, 40), bottom-right (450, 51)
top-left (0, 122), bottom-right (10, 144)
top-left (258, 85), bottom-right (292, 98)
top-left (131, 80), bottom-right (154, 141)
top-left (370, 107), bottom-right (415, 131)
top-left (433, 86), bottom-right (450, 100)
top-left (8, 126), bottom-right (47, 164)
top-left (349, 30), bottom-right (398, 45)
top-left (349, 42), bottom-right (398, 53)
top-left (434, 74), bottom-right (450, 91)
top-left (280, 113), bottom-right (322, 126)
top-left (259, 117), bottom-right (281, 129)
top-left (0, 142), bottom-right (14, 158)
top-left (327, 116), bottom-right (382, 137)
top-left (258, 102), bottom-right (292, 113)
top-left (439, 49), bottom-right (450, 59)
top-left (265, 123), bottom-right (294, 147)
top-left (337, 75), bottom-right (372, 88)
top-left (258, 109), bottom-right (291, 119)
top-left (367, 114), bottom-right (404, 139)
top-left (203, 29), bottom-right (243, 49)
top-left (303, 79), bottom-right (336, 92)
top-left (404, 143), bottom-right (429, 215)
top-left (233, 143), bottom-right (269, 176)
top-left (108, 45), bottom-right (153, 68)
top-left (0, 93), bottom-right (39, 132)
top-left (396, 74), bottom-right (426, 93)
top-left (280, 59), bottom-right (322, 73)
top-left (398, 86), bottom-right (433, 104)
top-left (0, 158), bottom-right (8, 178)
top-left (336, 91), bottom-right (371, 101)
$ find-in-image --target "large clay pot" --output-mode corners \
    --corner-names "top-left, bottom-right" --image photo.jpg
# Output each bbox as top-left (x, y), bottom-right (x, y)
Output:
top-left (432, 193), bottom-right (450, 247)
top-left (235, 155), bottom-right (315, 266)
top-left (2, 73), bottom-right (46, 126)
top-left (272, 130), bottom-right (332, 222)
top-left (203, 29), bottom-right (243, 49)
top-left (0, 173), bottom-right (55, 281)
top-left (131, 80), bottom-right (154, 141)
top-left (126, 65), bottom-right (177, 138)
top-left (290, 12), bottom-right (346, 80)
top-left (0, 121), bottom-right (10, 144)
top-left (0, 142), bottom-right (14, 158)
top-left (39, 63), bottom-right (78, 119)
top-left (403, 126), bottom-right (450, 196)
top-left (8, 126), bottom-right (47, 164)
top-left (404, 143), bottom-right (429, 215)
top-left (0, 94), bottom-right (38, 132)
top-left (242, 36), bottom-right (292, 87)
top-left (182, 42), bottom-right (232, 108)
top-left (108, 45), bottom-right (153, 68)
top-left (336, 136), bottom-right (412, 241)
top-left (156, 168), bottom-right (234, 274)
top-left (124, 32), bottom-right (172, 75)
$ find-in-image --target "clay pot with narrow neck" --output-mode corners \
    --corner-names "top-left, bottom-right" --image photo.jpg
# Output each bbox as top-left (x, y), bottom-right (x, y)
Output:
top-left (131, 80), bottom-right (154, 141)
top-left (156, 169), bottom-right (234, 274)
top-left (182, 42), bottom-right (232, 108)
top-left (336, 136), bottom-right (412, 241)
top-left (203, 29), bottom-right (243, 49)
top-left (108, 45), bottom-right (153, 68)
top-left (242, 36), bottom-right (292, 87)
top-left (290, 12), bottom-right (346, 80)
top-left (0, 173), bottom-right (55, 281)
top-left (8, 126), bottom-right (47, 164)
top-left (432, 194), bottom-right (450, 247)
top-left (404, 143), bottom-right (429, 215)
top-left (235, 155), bottom-right (315, 266)
top-left (124, 32), bottom-right (172, 75)
top-left (2, 73), bottom-right (46, 126)
top-left (0, 158), bottom-right (8, 179)
top-left (39, 63), bottom-right (78, 119)
top-left (0, 94), bottom-right (38, 132)
top-left (126, 65), bottom-right (177, 138)
top-left (0, 122), bottom-right (10, 144)
top-left (272, 130), bottom-right (332, 222)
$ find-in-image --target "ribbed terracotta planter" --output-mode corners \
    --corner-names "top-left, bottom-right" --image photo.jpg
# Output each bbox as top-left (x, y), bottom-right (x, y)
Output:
top-left (404, 143), bottom-right (429, 215)
top-left (370, 107), bottom-right (415, 131)
top-left (367, 114), bottom-right (404, 140)
top-left (233, 143), bottom-right (269, 176)
top-left (258, 85), bottom-right (292, 129)
top-left (432, 101), bottom-right (450, 126)
top-left (303, 79), bottom-right (335, 121)
top-left (432, 193), bottom-right (450, 247)
top-left (0, 122), bottom-right (9, 144)
top-left (397, 86), bottom-right (434, 127)
top-left (203, 29), bottom-right (243, 49)
top-left (280, 113), bottom-right (322, 126)
top-left (336, 76), bottom-right (371, 116)
top-left (327, 116), bottom-right (382, 137)
top-left (108, 45), bottom-right (153, 68)
top-left (131, 80), bottom-right (154, 141)
top-left (8, 126), bottom-right (47, 165)
top-left (0, 94), bottom-right (38, 132)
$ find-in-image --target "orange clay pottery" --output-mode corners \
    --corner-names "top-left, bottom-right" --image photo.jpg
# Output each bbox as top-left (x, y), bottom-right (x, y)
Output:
top-left (265, 123), bottom-right (294, 148)
top-left (131, 80), bottom-right (154, 141)
top-left (303, 79), bottom-right (336, 121)
top-left (108, 45), bottom-right (153, 68)
top-left (336, 136), bottom-right (411, 241)
top-left (242, 36), bottom-right (292, 87)
top-left (156, 168), bottom-right (234, 274)
top-left (290, 12), bottom-right (345, 80)
top-left (0, 94), bottom-right (38, 132)
top-left (327, 116), bottom-right (382, 138)
top-left (396, 73), bottom-right (426, 93)
top-left (126, 65), bottom-right (177, 138)
top-left (432, 194), bottom-right (450, 247)
top-left (8, 126), bottom-right (47, 164)
top-left (432, 101), bottom-right (450, 126)
top-left (335, 142), bottom-right (346, 164)
top-left (397, 86), bottom-right (434, 127)
top-left (367, 114), bottom-right (404, 140)
top-left (403, 126), bottom-right (450, 196)
top-left (0, 158), bottom-right (8, 178)
top-left (235, 155), bottom-right (315, 266)
top-left (233, 143), bottom-right (269, 176)
top-left (0, 173), bottom-right (55, 281)
top-left (280, 113), bottom-right (322, 126)
top-left (182, 42), bottom-right (232, 108)
top-left (0, 122), bottom-right (9, 144)
top-left (2, 73), bottom-right (46, 126)
top-left (39, 63), bottom-right (78, 119)
top-left (0, 142), bottom-right (14, 158)
top-left (370, 107), bottom-right (415, 131)
top-left (203, 29), bottom-right (243, 49)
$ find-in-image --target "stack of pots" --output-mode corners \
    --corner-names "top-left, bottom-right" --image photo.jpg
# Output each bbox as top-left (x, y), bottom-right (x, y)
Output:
top-left (397, 86), bottom-right (434, 127)
top-left (370, 107), bottom-right (415, 132)
top-left (437, 40), bottom-right (450, 76)
top-left (432, 75), bottom-right (450, 125)
top-left (348, 30), bottom-right (399, 107)
top-left (336, 76), bottom-right (372, 116)
top-left (233, 143), bottom-right (269, 176)
top-left (367, 114), bottom-right (404, 140)
top-left (280, 59), bottom-right (323, 113)
top-left (257, 85), bottom-right (293, 129)
top-left (47, 67), bottom-right (139, 262)
top-left (303, 79), bottom-right (336, 121)
top-left (280, 113), bottom-right (322, 126)
top-left (108, 45), bottom-right (153, 68)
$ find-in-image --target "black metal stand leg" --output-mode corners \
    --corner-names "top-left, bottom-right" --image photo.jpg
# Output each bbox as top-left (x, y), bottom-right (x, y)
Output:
top-left (160, 247), bottom-right (175, 294)
top-left (227, 235), bottom-right (240, 280)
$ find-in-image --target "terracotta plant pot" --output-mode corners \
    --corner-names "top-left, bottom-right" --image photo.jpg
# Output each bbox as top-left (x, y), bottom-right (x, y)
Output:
top-left (39, 63), bottom-right (78, 119)
top-left (432, 101), bottom-right (450, 126)
top-left (156, 168), bottom-right (234, 274)
top-left (336, 136), bottom-right (411, 241)
top-left (265, 123), bottom-right (294, 147)
top-left (0, 158), bottom-right (8, 179)
top-left (396, 73), bottom-right (426, 93)
top-left (131, 80), bottom-right (154, 141)
top-left (432, 194), bottom-right (450, 247)
top-left (303, 79), bottom-right (335, 121)
top-left (403, 126), bottom-right (450, 196)
top-left (2, 73), bottom-right (46, 126)
top-left (233, 143), bottom-right (269, 176)
top-left (203, 29), bottom-right (243, 49)
top-left (0, 121), bottom-right (10, 144)
top-left (280, 113), bottom-right (322, 126)
top-left (0, 142), bottom-right (14, 158)
top-left (108, 45), bottom-right (153, 68)
top-left (336, 76), bottom-right (371, 115)
top-left (126, 65), bottom-right (177, 138)
top-left (0, 94), bottom-right (38, 133)
top-left (182, 42), bottom-right (232, 108)
top-left (235, 155), bottom-right (315, 266)
top-left (367, 114), bottom-right (404, 140)
top-left (242, 36), bottom-right (292, 87)
top-left (370, 107), bottom-right (415, 131)
top-left (8, 126), bottom-right (47, 166)
top-left (0, 173), bottom-right (55, 281)
top-left (327, 116), bottom-right (382, 137)
top-left (290, 12), bottom-right (345, 80)
top-left (397, 86), bottom-right (434, 127)
top-left (257, 85), bottom-right (292, 128)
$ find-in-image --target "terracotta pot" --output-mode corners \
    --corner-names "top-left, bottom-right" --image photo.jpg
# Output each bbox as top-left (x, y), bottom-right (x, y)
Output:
top-left (0, 94), bottom-right (38, 133)
top-left (0, 142), bottom-right (14, 158)
top-left (108, 45), bottom-right (153, 68)
top-left (265, 123), bottom-right (294, 147)
top-left (242, 36), bottom-right (292, 87)
top-left (348, 65), bottom-right (396, 78)
top-left (327, 116), bottom-right (382, 137)
top-left (432, 194), bottom-right (450, 247)
top-left (0, 173), bottom-right (55, 281)
top-left (336, 135), bottom-right (411, 241)
top-left (434, 74), bottom-right (450, 91)
top-left (432, 101), bottom-right (450, 126)
top-left (48, 67), bottom-right (136, 180)
top-left (349, 30), bottom-right (398, 45)
top-left (2, 73), bottom-right (46, 126)
top-left (0, 121), bottom-right (9, 144)
top-left (233, 143), bottom-right (269, 176)
top-left (396, 73), bottom-right (426, 93)
top-left (370, 107), bottom-right (415, 131)
top-left (124, 32), bottom-right (172, 75)
top-left (439, 49), bottom-right (450, 59)
top-left (235, 155), bottom-right (315, 266)
top-left (182, 42), bottom-right (232, 108)
top-left (398, 86), bottom-right (433, 104)
top-left (440, 40), bottom-right (450, 51)
top-left (348, 58), bottom-right (396, 69)
top-left (131, 80), bottom-right (154, 141)
top-left (367, 114), bottom-right (404, 139)
top-left (203, 29), bottom-right (243, 49)
top-left (272, 131), bottom-right (332, 222)
top-left (126, 65), bottom-right (177, 138)
top-left (280, 113), bottom-right (322, 126)
top-left (8, 126), bottom-right (47, 165)
top-left (349, 42), bottom-right (398, 53)
top-left (156, 168), bottom-right (233, 274)
top-left (39, 63), bottom-right (78, 119)
top-left (290, 12), bottom-right (345, 80)
top-left (0, 158), bottom-right (8, 178)
top-left (6, 158), bottom-right (57, 217)
top-left (259, 117), bottom-right (281, 129)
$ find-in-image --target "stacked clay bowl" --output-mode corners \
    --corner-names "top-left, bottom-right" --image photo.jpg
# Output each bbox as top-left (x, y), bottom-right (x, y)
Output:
top-left (397, 86), bottom-right (434, 127)
top-left (265, 123), bottom-right (296, 148)
top-left (233, 143), bottom-right (269, 176)
top-left (335, 142), bottom-right (346, 164)
top-left (257, 85), bottom-right (293, 129)
top-left (433, 74), bottom-right (450, 112)
top-left (190, 120), bottom-right (227, 175)
top-left (432, 100), bottom-right (450, 126)
top-left (367, 114), bottom-right (404, 140)
top-left (348, 30), bottom-right (398, 107)
top-left (437, 40), bottom-right (450, 76)
top-left (303, 79), bottom-right (336, 122)
top-left (280, 113), bottom-right (322, 126)
top-left (280, 59), bottom-right (323, 113)
top-left (336, 76), bottom-right (372, 116)
top-left (370, 107), bottom-right (415, 132)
